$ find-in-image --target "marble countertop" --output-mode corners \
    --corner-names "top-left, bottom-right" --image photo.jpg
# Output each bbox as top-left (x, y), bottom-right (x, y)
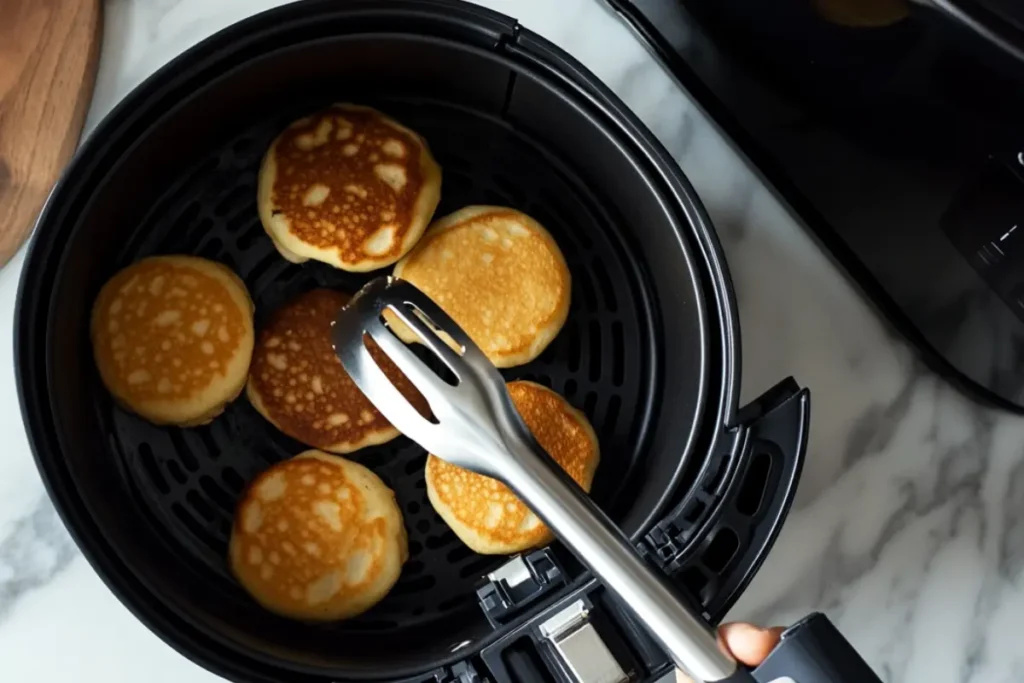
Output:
top-left (3, 0), bottom-right (1022, 681)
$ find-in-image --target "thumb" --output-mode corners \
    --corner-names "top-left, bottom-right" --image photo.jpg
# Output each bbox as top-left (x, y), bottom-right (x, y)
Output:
top-left (674, 622), bottom-right (784, 683)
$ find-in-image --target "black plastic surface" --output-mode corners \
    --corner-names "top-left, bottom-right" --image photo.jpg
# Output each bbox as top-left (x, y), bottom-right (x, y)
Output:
top-left (477, 549), bottom-right (567, 627)
top-left (751, 613), bottom-right (883, 683)
top-left (15, 1), bottom-right (805, 681)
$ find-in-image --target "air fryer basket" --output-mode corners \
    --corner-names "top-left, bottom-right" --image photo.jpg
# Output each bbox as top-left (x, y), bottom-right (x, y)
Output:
top-left (16, 2), bottom-right (809, 682)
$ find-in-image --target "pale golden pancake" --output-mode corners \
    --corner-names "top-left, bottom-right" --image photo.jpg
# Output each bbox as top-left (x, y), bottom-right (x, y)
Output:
top-left (230, 450), bottom-right (408, 621)
top-left (247, 289), bottom-right (428, 453)
top-left (257, 104), bottom-right (442, 271)
top-left (91, 255), bottom-right (254, 426)
top-left (426, 381), bottom-right (599, 554)
top-left (391, 206), bottom-right (571, 368)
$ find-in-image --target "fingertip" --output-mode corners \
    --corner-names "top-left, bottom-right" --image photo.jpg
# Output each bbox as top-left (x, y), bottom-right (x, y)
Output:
top-left (718, 622), bottom-right (784, 667)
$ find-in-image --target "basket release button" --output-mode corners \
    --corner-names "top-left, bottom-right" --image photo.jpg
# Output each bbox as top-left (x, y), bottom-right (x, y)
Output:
top-left (539, 600), bottom-right (629, 683)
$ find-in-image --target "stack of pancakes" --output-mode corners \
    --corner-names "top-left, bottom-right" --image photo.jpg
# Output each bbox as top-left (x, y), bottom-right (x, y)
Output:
top-left (90, 102), bottom-right (600, 623)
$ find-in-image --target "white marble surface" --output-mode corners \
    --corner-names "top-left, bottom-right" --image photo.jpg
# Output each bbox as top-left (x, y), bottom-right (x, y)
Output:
top-left (2, 0), bottom-right (1023, 681)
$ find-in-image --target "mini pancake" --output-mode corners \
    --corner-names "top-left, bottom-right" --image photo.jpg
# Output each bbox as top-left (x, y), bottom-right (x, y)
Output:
top-left (230, 450), bottom-right (408, 621)
top-left (91, 255), bottom-right (254, 426)
top-left (257, 104), bottom-right (442, 272)
top-left (247, 289), bottom-right (428, 453)
top-left (391, 206), bottom-right (571, 368)
top-left (426, 381), bottom-right (599, 555)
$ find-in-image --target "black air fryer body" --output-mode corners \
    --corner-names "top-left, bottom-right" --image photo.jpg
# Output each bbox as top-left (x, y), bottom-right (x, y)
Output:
top-left (609, 0), bottom-right (1024, 410)
top-left (15, 2), bottom-right (809, 682)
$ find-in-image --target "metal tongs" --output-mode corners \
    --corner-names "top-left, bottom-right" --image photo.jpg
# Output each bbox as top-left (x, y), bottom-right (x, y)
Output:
top-left (333, 277), bottom-right (882, 683)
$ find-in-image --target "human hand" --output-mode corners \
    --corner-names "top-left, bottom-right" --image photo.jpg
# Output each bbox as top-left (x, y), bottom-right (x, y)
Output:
top-left (675, 623), bottom-right (784, 683)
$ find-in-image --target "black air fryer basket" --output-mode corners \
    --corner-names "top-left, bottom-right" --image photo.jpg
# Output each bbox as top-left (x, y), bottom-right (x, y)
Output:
top-left (15, 2), bottom-right (809, 682)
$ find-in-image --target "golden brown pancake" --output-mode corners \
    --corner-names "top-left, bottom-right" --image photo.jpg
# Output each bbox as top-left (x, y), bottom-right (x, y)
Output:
top-left (230, 450), bottom-right (408, 621)
top-left (247, 289), bottom-right (428, 453)
top-left (391, 206), bottom-right (571, 368)
top-left (257, 104), bottom-right (442, 271)
top-left (426, 381), bottom-right (599, 554)
top-left (91, 255), bottom-right (254, 426)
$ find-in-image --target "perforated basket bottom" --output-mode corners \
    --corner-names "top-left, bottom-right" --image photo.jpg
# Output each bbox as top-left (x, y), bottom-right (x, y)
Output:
top-left (103, 99), bottom-right (660, 633)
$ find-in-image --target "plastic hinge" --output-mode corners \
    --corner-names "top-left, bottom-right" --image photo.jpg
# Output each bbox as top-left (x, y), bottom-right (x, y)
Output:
top-left (639, 475), bottom-right (729, 569)
top-left (477, 548), bottom-right (567, 627)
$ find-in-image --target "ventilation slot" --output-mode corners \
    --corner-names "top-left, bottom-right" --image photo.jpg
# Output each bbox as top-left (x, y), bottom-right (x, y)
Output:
top-left (390, 574), bottom-right (436, 596)
top-left (170, 203), bottom-right (201, 237)
top-left (702, 528), bottom-right (739, 573)
top-left (611, 322), bottom-right (625, 387)
top-left (678, 565), bottom-right (708, 598)
top-left (425, 529), bottom-right (456, 550)
top-left (576, 268), bottom-right (598, 312)
top-left (169, 430), bottom-right (199, 472)
top-left (226, 211), bottom-right (255, 237)
top-left (684, 499), bottom-right (706, 525)
top-left (213, 185), bottom-right (252, 217)
top-left (199, 476), bottom-right (236, 516)
top-left (185, 490), bottom-right (217, 523)
top-left (587, 321), bottom-right (602, 382)
top-left (582, 392), bottom-right (599, 422)
top-left (245, 250), bottom-right (282, 288)
top-left (197, 237), bottom-right (225, 262)
top-left (438, 595), bottom-right (468, 612)
top-left (236, 220), bottom-right (265, 251)
top-left (221, 467), bottom-right (245, 494)
top-left (567, 322), bottom-right (582, 373)
top-left (198, 428), bottom-right (220, 461)
top-left (592, 256), bottom-right (618, 312)
top-left (737, 450), bottom-right (772, 517)
top-left (184, 217), bottom-right (214, 244)
top-left (602, 395), bottom-right (618, 432)
top-left (446, 544), bottom-right (475, 564)
top-left (172, 503), bottom-right (220, 553)
top-left (138, 443), bottom-right (169, 494)
top-left (166, 459), bottom-right (188, 485)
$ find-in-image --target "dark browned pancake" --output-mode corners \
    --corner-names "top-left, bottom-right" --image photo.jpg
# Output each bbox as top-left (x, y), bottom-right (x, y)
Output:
top-left (247, 289), bottom-right (427, 453)
top-left (257, 104), bottom-right (441, 271)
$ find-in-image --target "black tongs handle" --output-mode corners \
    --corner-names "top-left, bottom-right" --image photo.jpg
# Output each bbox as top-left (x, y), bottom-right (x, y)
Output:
top-left (714, 613), bottom-right (883, 682)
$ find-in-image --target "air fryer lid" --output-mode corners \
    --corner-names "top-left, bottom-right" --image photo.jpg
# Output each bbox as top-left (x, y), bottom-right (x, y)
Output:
top-left (17, 1), bottom-right (771, 681)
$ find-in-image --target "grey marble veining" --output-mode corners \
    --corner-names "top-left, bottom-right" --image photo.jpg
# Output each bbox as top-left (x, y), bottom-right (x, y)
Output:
top-left (0, 498), bottom-right (76, 625)
top-left (2, 0), bottom-right (1023, 680)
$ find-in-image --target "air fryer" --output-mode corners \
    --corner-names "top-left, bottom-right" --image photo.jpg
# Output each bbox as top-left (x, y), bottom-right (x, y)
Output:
top-left (15, 2), bottom-right (809, 682)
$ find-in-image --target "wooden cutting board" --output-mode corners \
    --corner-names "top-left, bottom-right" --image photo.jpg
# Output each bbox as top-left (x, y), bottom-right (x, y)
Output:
top-left (0, 0), bottom-right (102, 268)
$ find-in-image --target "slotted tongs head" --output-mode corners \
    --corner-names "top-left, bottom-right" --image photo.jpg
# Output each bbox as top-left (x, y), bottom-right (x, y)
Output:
top-left (331, 276), bottom-right (535, 479)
